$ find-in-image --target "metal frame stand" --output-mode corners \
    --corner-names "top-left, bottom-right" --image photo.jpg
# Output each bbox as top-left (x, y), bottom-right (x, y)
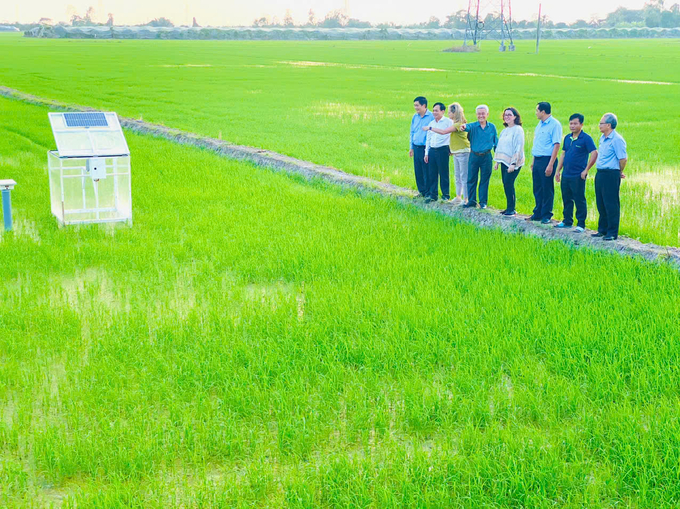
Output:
top-left (464, 0), bottom-right (515, 51)
top-left (48, 152), bottom-right (132, 226)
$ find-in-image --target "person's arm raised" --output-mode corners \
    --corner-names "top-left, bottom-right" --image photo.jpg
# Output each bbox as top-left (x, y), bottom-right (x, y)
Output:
top-left (422, 124), bottom-right (457, 135)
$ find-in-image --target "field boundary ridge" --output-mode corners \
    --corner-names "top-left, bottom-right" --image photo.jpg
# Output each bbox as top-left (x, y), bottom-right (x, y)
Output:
top-left (1, 85), bottom-right (678, 270)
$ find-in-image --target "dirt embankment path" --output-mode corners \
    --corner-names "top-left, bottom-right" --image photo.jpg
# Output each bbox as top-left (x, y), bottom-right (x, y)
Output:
top-left (2, 85), bottom-right (679, 270)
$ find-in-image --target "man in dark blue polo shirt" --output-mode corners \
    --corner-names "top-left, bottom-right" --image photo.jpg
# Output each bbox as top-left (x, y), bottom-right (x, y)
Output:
top-left (555, 113), bottom-right (598, 232)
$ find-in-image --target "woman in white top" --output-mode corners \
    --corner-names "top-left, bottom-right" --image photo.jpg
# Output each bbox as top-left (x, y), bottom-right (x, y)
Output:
top-left (493, 107), bottom-right (525, 216)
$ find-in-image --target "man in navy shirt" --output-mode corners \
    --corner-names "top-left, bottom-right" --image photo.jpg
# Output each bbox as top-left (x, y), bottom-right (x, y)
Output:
top-left (409, 96), bottom-right (435, 198)
top-left (554, 113), bottom-right (598, 232)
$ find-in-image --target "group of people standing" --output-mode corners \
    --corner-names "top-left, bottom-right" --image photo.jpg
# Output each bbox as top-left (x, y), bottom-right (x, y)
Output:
top-left (409, 97), bottom-right (628, 240)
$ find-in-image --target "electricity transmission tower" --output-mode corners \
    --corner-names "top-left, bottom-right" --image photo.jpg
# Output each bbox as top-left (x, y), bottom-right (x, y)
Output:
top-left (463, 0), bottom-right (515, 51)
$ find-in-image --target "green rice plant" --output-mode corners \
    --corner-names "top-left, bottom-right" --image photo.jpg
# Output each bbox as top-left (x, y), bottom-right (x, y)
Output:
top-left (1, 34), bottom-right (679, 245)
top-left (1, 97), bottom-right (680, 506)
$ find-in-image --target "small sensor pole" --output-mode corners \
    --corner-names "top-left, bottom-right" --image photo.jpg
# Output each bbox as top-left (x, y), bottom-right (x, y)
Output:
top-left (0, 180), bottom-right (17, 231)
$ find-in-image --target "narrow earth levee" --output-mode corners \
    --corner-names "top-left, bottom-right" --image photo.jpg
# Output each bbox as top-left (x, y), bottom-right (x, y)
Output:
top-left (2, 85), bottom-right (678, 270)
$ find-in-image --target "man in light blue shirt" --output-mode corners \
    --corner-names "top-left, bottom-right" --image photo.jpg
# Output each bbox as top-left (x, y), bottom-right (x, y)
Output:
top-left (528, 102), bottom-right (562, 224)
top-left (409, 96), bottom-right (435, 198)
top-left (592, 112), bottom-right (628, 241)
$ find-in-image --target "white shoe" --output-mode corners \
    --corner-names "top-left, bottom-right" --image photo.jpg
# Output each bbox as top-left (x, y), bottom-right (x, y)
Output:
top-left (574, 226), bottom-right (585, 233)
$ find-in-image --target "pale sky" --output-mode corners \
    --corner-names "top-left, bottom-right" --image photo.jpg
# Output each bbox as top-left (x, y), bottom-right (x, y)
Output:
top-left (1, 0), bottom-right (651, 27)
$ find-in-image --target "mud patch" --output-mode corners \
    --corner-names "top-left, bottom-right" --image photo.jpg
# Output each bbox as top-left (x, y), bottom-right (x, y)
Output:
top-left (47, 267), bottom-right (125, 315)
top-left (627, 169), bottom-right (680, 198)
top-left (627, 168), bottom-right (680, 216)
top-left (11, 218), bottom-right (41, 244)
top-left (280, 61), bottom-right (446, 73)
top-left (157, 64), bottom-right (213, 68)
top-left (311, 102), bottom-right (408, 122)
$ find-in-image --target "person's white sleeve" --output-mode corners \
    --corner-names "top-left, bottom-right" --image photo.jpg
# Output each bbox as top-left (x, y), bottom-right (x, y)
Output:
top-left (425, 127), bottom-right (432, 156)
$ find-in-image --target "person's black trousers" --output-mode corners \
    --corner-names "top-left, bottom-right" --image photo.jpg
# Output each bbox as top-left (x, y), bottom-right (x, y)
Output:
top-left (595, 170), bottom-right (621, 237)
top-left (532, 156), bottom-right (557, 220)
top-left (500, 163), bottom-right (521, 212)
top-left (467, 151), bottom-right (492, 206)
top-left (560, 176), bottom-right (587, 228)
top-left (412, 145), bottom-right (428, 196)
top-left (426, 146), bottom-right (450, 201)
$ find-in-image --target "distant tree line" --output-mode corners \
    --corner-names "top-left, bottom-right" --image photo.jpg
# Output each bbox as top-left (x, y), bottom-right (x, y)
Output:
top-left (10, 0), bottom-right (680, 32)
top-left (24, 24), bottom-right (680, 41)
top-left (11, 7), bottom-right (178, 31)
top-left (252, 0), bottom-right (680, 30)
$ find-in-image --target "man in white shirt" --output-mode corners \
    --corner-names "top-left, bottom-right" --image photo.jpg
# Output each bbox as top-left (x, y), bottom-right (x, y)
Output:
top-left (424, 102), bottom-right (453, 202)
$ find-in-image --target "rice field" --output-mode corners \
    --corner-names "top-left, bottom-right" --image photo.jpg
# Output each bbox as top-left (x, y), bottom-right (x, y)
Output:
top-left (1, 34), bottom-right (679, 245)
top-left (1, 35), bottom-right (680, 507)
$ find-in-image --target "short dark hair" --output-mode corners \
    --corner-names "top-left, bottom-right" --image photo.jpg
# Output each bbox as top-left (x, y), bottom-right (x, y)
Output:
top-left (569, 113), bottom-right (585, 124)
top-left (414, 96), bottom-right (427, 107)
top-left (537, 102), bottom-right (551, 114)
top-left (433, 102), bottom-right (446, 112)
top-left (502, 107), bottom-right (522, 127)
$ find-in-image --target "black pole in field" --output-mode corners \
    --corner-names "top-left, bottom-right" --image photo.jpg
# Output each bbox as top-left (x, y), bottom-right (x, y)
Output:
top-left (474, 0), bottom-right (481, 45)
top-left (535, 3), bottom-right (542, 54)
top-left (464, 0), bottom-right (472, 46)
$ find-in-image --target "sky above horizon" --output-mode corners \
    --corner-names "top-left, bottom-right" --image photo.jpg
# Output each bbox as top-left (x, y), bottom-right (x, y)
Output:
top-left (2, 0), bottom-right (652, 27)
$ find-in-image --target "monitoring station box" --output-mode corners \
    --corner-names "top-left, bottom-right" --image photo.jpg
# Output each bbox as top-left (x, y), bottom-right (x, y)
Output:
top-left (48, 112), bottom-right (132, 226)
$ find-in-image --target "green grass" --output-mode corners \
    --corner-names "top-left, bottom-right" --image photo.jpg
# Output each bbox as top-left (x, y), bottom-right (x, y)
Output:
top-left (2, 96), bottom-right (680, 506)
top-left (0, 34), bottom-right (679, 245)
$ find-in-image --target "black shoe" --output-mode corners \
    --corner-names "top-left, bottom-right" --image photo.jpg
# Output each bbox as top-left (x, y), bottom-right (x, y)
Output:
top-left (499, 209), bottom-right (508, 215)
top-left (480, 204), bottom-right (488, 209)
top-left (462, 202), bottom-right (477, 208)
top-left (541, 218), bottom-right (552, 225)
top-left (424, 197), bottom-right (434, 203)
top-left (603, 235), bottom-right (618, 241)
top-left (502, 210), bottom-right (517, 216)
top-left (525, 215), bottom-right (540, 222)
top-left (591, 232), bottom-right (605, 238)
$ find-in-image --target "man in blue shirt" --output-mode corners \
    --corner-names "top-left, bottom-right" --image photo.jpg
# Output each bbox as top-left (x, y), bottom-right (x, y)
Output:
top-left (409, 96), bottom-right (435, 198)
top-left (554, 113), bottom-right (598, 232)
top-left (592, 113), bottom-right (628, 241)
top-left (460, 105), bottom-right (498, 209)
top-left (528, 102), bottom-right (562, 224)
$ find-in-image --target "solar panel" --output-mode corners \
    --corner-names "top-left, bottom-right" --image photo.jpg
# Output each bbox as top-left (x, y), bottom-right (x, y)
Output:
top-left (64, 112), bottom-right (109, 128)
top-left (49, 112), bottom-right (129, 158)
